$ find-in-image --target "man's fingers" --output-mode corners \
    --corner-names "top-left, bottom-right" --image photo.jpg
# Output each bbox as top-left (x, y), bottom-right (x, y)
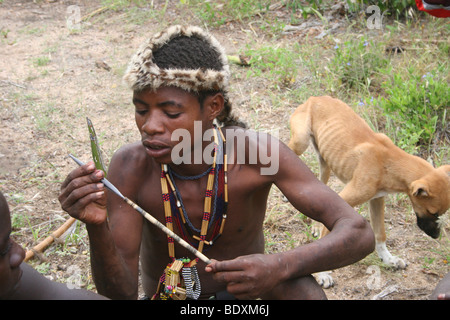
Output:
top-left (61, 166), bottom-right (104, 199)
top-left (208, 258), bottom-right (243, 273)
top-left (61, 161), bottom-right (104, 192)
top-left (61, 161), bottom-right (96, 189)
top-left (61, 183), bottom-right (104, 209)
top-left (209, 260), bottom-right (248, 284)
top-left (59, 161), bottom-right (106, 217)
top-left (212, 269), bottom-right (258, 299)
top-left (214, 270), bottom-right (248, 284)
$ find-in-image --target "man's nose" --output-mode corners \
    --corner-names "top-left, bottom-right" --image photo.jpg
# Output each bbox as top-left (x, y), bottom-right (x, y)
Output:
top-left (141, 112), bottom-right (164, 136)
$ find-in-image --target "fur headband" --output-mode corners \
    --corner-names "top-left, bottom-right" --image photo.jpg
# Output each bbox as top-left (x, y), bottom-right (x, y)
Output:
top-left (123, 25), bottom-right (230, 94)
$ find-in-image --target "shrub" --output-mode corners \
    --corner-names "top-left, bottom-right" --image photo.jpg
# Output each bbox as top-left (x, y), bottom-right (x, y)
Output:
top-left (375, 65), bottom-right (449, 153)
top-left (328, 37), bottom-right (388, 94)
top-left (349, 0), bottom-right (418, 19)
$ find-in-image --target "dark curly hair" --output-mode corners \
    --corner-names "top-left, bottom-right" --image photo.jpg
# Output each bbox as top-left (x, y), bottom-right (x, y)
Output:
top-left (152, 35), bottom-right (246, 128)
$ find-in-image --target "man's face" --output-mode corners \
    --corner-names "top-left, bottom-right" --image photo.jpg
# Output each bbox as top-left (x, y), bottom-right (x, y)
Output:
top-left (0, 194), bottom-right (25, 299)
top-left (133, 86), bottom-right (214, 164)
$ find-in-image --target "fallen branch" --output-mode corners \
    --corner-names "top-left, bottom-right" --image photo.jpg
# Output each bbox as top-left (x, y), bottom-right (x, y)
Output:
top-left (24, 217), bottom-right (77, 262)
top-left (371, 285), bottom-right (398, 300)
top-left (0, 80), bottom-right (26, 89)
top-left (227, 55), bottom-right (250, 66)
top-left (81, 5), bottom-right (113, 22)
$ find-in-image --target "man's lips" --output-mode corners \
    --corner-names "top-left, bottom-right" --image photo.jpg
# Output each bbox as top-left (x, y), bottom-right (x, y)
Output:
top-left (142, 140), bottom-right (171, 157)
top-left (143, 141), bottom-right (169, 149)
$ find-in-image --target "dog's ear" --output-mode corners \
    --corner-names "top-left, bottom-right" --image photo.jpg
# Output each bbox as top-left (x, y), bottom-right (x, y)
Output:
top-left (437, 165), bottom-right (450, 177)
top-left (411, 181), bottom-right (429, 197)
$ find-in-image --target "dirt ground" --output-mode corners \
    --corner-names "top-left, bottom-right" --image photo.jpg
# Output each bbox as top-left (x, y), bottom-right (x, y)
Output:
top-left (0, 0), bottom-right (448, 300)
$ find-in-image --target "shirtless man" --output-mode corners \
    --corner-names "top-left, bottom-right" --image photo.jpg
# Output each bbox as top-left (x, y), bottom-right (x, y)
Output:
top-left (58, 25), bottom-right (374, 300)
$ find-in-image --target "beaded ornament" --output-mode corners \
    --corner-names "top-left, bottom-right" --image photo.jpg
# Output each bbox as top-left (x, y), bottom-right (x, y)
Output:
top-left (152, 125), bottom-right (228, 300)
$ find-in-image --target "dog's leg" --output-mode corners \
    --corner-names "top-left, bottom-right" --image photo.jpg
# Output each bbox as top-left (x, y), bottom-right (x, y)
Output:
top-left (313, 209), bottom-right (334, 287)
top-left (311, 148), bottom-right (331, 237)
top-left (369, 197), bottom-right (407, 269)
top-left (369, 197), bottom-right (387, 243)
top-left (315, 180), bottom-right (371, 288)
top-left (319, 156), bottom-right (331, 185)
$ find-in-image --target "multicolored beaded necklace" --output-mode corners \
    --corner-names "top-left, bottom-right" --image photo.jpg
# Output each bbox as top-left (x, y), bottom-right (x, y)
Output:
top-left (153, 125), bottom-right (228, 300)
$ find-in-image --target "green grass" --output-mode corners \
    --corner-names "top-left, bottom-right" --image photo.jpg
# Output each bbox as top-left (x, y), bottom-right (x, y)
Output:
top-left (187, 0), bottom-right (272, 26)
top-left (244, 43), bottom-right (301, 90)
top-left (32, 56), bottom-right (51, 67)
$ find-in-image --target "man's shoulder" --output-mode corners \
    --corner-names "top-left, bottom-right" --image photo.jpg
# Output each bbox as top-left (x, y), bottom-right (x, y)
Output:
top-left (116, 141), bottom-right (143, 154)
top-left (222, 126), bottom-right (283, 177)
top-left (110, 141), bottom-right (155, 173)
top-left (222, 126), bottom-right (275, 144)
top-left (114, 141), bottom-right (144, 160)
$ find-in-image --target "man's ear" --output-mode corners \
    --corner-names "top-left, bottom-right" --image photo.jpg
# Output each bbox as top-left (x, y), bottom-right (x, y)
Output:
top-left (205, 93), bottom-right (224, 121)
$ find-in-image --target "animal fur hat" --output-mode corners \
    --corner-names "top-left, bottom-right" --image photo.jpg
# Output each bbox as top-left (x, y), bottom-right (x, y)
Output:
top-left (123, 25), bottom-right (230, 94)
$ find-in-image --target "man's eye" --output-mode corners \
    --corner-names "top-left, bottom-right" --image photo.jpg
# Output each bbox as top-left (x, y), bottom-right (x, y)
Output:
top-left (166, 112), bottom-right (181, 119)
top-left (135, 110), bottom-right (147, 116)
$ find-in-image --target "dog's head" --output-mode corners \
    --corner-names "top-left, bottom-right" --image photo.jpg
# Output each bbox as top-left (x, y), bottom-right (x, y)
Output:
top-left (409, 165), bottom-right (450, 239)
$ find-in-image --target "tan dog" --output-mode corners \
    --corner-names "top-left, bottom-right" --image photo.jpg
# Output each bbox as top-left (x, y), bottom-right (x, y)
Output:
top-left (288, 96), bottom-right (450, 288)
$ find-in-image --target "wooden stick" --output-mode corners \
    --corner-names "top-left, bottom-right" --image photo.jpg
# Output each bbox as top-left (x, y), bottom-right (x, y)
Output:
top-left (123, 198), bottom-right (211, 264)
top-left (68, 154), bottom-right (212, 265)
top-left (24, 217), bottom-right (77, 262)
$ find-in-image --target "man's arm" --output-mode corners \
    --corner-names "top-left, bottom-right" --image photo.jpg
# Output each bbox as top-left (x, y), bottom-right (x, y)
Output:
top-left (59, 145), bottom-right (144, 299)
top-left (275, 141), bottom-right (375, 273)
top-left (207, 136), bottom-right (374, 298)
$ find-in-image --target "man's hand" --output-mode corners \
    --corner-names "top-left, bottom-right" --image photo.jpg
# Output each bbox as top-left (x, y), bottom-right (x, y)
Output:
top-left (205, 254), bottom-right (284, 299)
top-left (59, 161), bottom-right (107, 225)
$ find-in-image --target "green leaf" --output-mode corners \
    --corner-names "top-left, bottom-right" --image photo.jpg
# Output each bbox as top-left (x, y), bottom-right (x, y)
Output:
top-left (87, 117), bottom-right (107, 177)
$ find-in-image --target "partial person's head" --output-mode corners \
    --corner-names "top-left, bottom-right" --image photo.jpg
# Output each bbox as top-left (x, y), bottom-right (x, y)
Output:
top-left (0, 192), bottom-right (25, 299)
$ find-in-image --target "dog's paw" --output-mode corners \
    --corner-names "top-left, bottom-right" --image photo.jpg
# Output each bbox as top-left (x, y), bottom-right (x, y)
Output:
top-left (311, 226), bottom-right (320, 238)
top-left (382, 255), bottom-right (407, 269)
top-left (310, 221), bottom-right (322, 238)
top-left (315, 271), bottom-right (334, 289)
top-left (376, 242), bottom-right (407, 269)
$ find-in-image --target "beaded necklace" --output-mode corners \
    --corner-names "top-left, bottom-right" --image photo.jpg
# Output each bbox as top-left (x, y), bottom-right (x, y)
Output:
top-left (153, 125), bottom-right (228, 300)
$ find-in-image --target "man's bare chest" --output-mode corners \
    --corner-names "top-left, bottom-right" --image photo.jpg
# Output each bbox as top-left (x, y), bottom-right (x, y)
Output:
top-left (138, 167), bottom-right (271, 240)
